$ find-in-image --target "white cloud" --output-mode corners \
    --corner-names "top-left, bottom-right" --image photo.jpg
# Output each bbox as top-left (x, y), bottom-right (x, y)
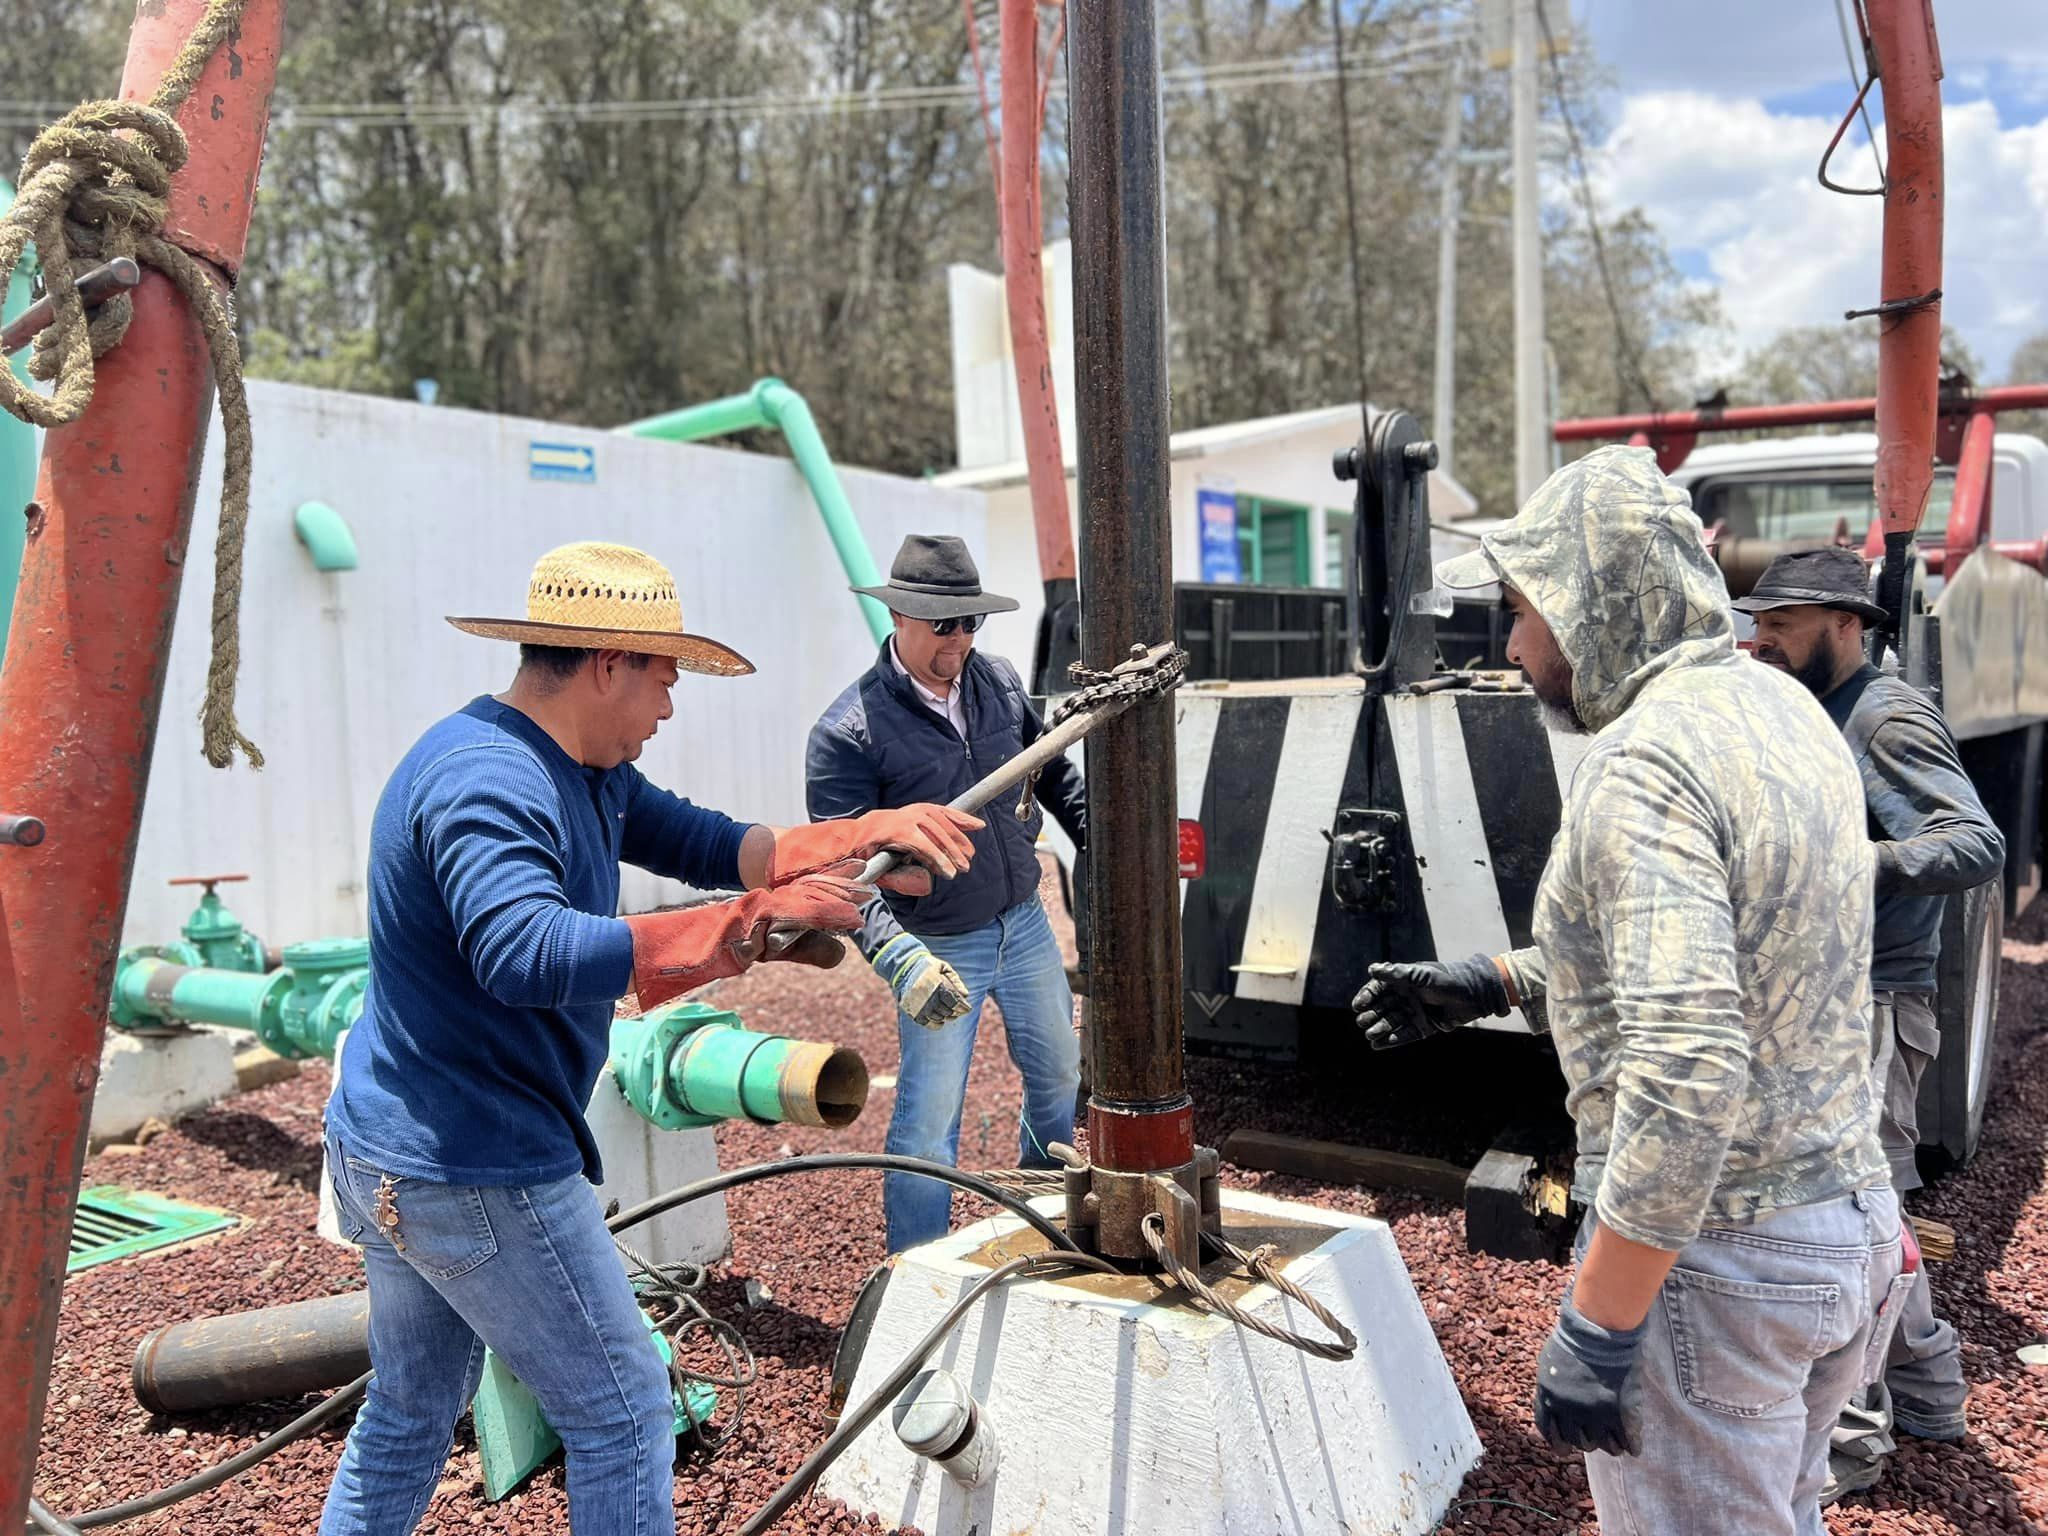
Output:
top-left (1589, 91), bottom-right (2048, 381)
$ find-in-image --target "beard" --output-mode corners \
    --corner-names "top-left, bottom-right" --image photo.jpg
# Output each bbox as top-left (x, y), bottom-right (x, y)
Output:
top-left (1755, 645), bottom-right (1838, 699)
top-left (1538, 696), bottom-right (1590, 735)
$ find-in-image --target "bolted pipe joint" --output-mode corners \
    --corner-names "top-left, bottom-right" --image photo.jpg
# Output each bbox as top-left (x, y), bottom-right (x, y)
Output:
top-left (891, 1369), bottom-right (1000, 1490)
top-left (609, 1003), bottom-right (869, 1133)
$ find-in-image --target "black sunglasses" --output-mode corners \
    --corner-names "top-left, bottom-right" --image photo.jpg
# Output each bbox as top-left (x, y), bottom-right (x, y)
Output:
top-left (929, 614), bottom-right (985, 637)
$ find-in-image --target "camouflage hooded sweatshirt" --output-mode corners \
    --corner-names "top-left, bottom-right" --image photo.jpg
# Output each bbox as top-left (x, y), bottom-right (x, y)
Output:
top-left (1450, 447), bottom-right (1889, 1251)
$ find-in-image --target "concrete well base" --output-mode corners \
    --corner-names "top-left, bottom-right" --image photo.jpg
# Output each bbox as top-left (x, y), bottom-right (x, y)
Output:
top-left (90, 1029), bottom-right (239, 1147)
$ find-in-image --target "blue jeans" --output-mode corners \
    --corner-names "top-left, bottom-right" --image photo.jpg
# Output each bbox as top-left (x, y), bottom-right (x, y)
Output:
top-left (1581, 1186), bottom-right (1907, 1536)
top-left (884, 899), bottom-right (1080, 1251)
top-left (319, 1129), bottom-right (676, 1536)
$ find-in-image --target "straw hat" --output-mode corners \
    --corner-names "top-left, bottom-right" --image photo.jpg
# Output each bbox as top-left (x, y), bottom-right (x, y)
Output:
top-left (447, 542), bottom-right (754, 676)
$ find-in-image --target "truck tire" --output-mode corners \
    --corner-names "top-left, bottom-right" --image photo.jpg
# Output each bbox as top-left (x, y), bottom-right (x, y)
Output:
top-left (1918, 878), bottom-right (2004, 1171)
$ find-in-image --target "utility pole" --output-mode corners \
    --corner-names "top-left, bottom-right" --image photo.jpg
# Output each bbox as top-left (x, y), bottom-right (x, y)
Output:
top-left (1511, 0), bottom-right (1547, 504)
top-left (1432, 50), bottom-right (1467, 486)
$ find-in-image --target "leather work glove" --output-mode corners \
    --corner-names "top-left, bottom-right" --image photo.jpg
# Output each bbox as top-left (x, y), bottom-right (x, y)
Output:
top-left (624, 869), bottom-right (867, 1011)
top-left (769, 805), bottom-right (983, 895)
top-left (1350, 952), bottom-right (1511, 1049)
top-left (872, 933), bottom-right (972, 1029)
top-left (1532, 1298), bottom-right (1646, 1458)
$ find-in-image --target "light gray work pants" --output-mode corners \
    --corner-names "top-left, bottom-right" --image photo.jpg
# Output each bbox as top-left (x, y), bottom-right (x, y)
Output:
top-left (1581, 1187), bottom-right (1906, 1536)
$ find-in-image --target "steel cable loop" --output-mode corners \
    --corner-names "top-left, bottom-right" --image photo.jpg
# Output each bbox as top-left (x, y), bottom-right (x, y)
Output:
top-left (613, 1236), bottom-right (758, 1453)
top-left (1140, 1214), bottom-right (1359, 1362)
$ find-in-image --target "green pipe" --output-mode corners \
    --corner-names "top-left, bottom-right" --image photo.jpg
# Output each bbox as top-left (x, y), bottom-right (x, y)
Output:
top-left (610, 1002), bottom-right (869, 1132)
top-left (0, 175), bottom-right (38, 668)
top-left (109, 938), bottom-right (369, 1060)
top-left (293, 500), bottom-right (359, 572)
top-left (618, 378), bottom-right (892, 643)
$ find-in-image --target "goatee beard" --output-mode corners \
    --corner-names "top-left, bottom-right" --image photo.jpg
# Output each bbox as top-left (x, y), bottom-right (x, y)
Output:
top-left (1539, 696), bottom-right (1589, 735)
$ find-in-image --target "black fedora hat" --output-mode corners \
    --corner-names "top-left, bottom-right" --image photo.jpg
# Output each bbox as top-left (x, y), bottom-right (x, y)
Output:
top-left (854, 534), bottom-right (1021, 621)
top-left (1730, 546), bottom-right (1889, 625)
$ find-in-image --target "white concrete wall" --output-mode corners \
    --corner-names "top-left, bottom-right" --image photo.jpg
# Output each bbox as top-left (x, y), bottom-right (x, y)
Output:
top-left (124, 381), bottom-right (988, 951)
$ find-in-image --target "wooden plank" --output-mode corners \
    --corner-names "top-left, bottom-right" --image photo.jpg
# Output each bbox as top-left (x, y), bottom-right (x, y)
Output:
top-left (1221, 1128), bottom-right (1470, 1204)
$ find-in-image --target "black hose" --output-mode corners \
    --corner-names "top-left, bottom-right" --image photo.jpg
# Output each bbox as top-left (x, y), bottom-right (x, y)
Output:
top-left (604, 1152), bottom-right (1080, 1254)
top-left (33, 1373), bottom-right (369, 1532)
top-left (737, 1252), bottom-right (1113, 1536)
top-left (28, 1153), bottom-right (1067, 1532)
top-left (25, 1501), bottom-right (82, 1536)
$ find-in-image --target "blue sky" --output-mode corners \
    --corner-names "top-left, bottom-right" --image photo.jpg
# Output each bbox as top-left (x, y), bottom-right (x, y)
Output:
top-left (1572, 0), bottom-right (2048, 381)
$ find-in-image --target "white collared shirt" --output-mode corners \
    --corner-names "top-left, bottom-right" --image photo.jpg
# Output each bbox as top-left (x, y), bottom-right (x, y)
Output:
top-left (889, 638), bottom-right (968, 739)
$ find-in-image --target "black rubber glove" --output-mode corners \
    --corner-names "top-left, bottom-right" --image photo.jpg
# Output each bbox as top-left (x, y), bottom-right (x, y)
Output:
top-left (1532, 1298), bottom-right (1646, 1457)
top-left (1350, 952), bottom-right (1511, 1049)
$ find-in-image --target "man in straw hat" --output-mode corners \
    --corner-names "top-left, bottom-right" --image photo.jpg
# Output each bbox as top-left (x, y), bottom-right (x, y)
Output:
top-left (808, 533), bottom-right (1086, 1252)
top-left (1348, 449), bottom-right (1902, 1535)
top-left (319, 541), bottom-right (980, 1535)
top-left (1733, 546), bottom-right (1999, 1499)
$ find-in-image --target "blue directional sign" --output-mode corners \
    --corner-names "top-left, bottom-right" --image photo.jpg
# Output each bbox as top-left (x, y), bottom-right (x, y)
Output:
top-left (529, 441), bottom-right (597, 485)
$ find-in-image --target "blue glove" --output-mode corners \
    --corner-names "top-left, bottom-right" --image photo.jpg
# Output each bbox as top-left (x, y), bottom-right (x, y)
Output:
top-left (1532, 1297), bottom-right (1645, 1457)
top-left (873, 934), bottom-right (971, 1029)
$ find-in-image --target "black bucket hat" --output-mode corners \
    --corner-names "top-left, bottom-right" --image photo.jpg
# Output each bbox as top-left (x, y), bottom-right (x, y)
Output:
top-left (854, 534), bottom-right (1021, 621)
top-left (1730, 546), bottom-right (1889, 625)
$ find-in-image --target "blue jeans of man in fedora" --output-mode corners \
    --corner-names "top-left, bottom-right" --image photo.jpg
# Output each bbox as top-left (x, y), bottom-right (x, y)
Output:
top-left (808, 640), bottom-right (1086, 1251)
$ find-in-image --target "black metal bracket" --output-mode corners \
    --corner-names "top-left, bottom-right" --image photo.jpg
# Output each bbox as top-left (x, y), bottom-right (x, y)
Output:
top-left (1328, 808), bottom-right (1404, 912)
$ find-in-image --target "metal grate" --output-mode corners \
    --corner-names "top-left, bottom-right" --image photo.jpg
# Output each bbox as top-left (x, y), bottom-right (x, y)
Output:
top-left (67, 1186), bottom-right (238, 1273)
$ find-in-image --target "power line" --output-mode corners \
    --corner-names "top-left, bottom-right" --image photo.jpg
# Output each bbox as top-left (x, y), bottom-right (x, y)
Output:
top-left (0, 31), bottom-right (1472, 132)
top-left (1535, 0), bottom-right (1659, 412)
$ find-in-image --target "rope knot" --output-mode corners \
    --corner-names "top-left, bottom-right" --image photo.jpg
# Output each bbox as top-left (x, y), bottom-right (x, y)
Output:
top-left (0, 0), bottom-right (262, 768)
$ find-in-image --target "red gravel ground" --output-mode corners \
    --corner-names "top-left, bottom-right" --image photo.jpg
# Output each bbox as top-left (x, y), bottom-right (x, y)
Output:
top-left (30, 868), bottom-right (2048, 1534)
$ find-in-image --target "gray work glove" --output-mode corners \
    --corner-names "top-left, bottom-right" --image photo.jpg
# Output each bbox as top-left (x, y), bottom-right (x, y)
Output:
top-left (1350, 952), bottom-right (1511, 1049)
top-left (1532, 1298), bottom-right (1646, 1457)
top-left (873, 934), bottom-right (972, 1029)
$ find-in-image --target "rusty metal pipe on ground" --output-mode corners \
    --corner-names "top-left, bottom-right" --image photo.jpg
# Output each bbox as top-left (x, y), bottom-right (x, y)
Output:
top-left (133, 1292), bottom-right (371, 1415)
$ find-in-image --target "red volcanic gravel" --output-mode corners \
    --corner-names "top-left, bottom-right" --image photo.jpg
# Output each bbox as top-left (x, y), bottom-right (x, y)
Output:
top-left (30, 866), bottom-right (2048, 1534)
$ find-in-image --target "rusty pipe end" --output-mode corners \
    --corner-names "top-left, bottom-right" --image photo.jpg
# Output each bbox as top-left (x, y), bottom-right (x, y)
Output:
top-left (778, 1041), bottom-right (871, 1129)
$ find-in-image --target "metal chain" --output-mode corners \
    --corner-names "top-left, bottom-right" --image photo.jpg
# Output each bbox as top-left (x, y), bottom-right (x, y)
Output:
top-left (1017, 644), bottom-right (1190, 819)
top-left (1140, 1214), bottom-right (1359, 1362)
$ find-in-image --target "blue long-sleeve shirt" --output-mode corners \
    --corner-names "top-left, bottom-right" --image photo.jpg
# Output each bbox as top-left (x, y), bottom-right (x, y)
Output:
top-left (328, 697), bottom-right (749, 1185)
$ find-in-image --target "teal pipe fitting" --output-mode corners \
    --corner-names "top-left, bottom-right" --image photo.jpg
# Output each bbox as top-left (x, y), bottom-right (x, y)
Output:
top-left (109, 938), bottom-right (369, 1059)
top-left (293, 501), bottom-right (359, 572)
top-left (1, 175), bottom-right (39, 666)
top-left (618, 378), bottom-right (892, 644)
top-left (609, 1002), bottom-right (869, 1132)
top-left (176, 878), bottom-right (269, 973)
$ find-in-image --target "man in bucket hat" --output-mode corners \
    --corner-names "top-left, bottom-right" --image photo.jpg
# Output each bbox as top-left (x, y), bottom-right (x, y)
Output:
top-left (1350, 450), bottom-right (1901, 1535)
top-left (1734, 546), bottom-right (2002, 1500)
top-left (319, 541), bottom-right (980, 1536)
top-left (807, 534), bottom-right (1086, 1252)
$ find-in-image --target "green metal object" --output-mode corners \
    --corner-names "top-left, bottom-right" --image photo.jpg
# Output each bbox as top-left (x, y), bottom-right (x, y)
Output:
top-left (610, 1002), bottom-right (869, 1132)
top-left (293, 500), bottom-right (358, 572)
top-left (472, 1307), bottom-right (716, 1501)
top-left (619, 378), bottom-right (892, 644)
top-left (0, 175), bottom-right (39, 666)
top-left (110, 938), bottom-right (368, 1059)
top-left (68, 1186), bottom-right (239, 1273)
top-left (175, 877), bottom-right (269, 972)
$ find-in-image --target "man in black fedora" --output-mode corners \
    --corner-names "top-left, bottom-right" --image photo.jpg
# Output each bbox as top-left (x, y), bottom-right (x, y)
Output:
top-left (807, 533), bottom-right (1087, 1251)
top-left (1735, 546), bottom-right (2003, 1500)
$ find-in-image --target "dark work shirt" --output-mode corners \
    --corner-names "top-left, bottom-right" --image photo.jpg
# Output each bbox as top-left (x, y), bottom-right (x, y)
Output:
top-left (1820, 665), bottom-right (2005, 993)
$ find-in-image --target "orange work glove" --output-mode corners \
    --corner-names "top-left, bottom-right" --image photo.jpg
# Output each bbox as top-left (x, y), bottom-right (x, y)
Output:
top-left (623, 868), bottom-right (867, 1011)
top-left (767, 805), bottom-right (983, 896)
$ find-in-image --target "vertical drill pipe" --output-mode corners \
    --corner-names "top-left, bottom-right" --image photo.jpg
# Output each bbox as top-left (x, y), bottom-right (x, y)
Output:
top-left (1066, 0), bottom-right (1192, 1177)
top-left (0, 4), bottom-right (285, 1524)
top-left (1866, 0), bottom-right (1944, 632)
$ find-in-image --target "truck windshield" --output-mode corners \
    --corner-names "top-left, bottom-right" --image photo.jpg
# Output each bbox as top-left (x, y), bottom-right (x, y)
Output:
top-left (1691, 470), bottom-right (1958, 544)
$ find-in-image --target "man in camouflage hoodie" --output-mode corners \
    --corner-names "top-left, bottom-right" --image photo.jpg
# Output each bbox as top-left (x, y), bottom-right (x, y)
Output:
top-left (1356, 447), bottom-right (1905, 1535)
